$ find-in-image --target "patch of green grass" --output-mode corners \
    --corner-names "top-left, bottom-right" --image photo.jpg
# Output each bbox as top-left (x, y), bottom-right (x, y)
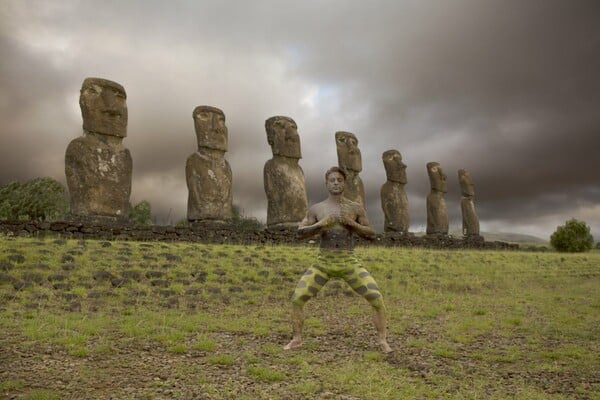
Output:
top-left (192, 336), bottom-right (216, 352)
top-left (207, 354), bottom-right (235, 366)
top-left (0, 379), bottom-right (24, 391)
top-left (167, 344), bottom-right (187, 354)
top-left (246, 365), bottom-right (285, 382)
top-left (19, 389), bottom-right (61, 400)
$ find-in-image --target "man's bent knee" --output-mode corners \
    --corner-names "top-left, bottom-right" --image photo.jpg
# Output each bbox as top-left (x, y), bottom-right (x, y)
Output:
top-left (365, 292), bottom-right (385, 311)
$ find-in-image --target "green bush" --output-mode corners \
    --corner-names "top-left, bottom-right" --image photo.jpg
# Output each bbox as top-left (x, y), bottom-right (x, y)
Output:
top-left (231, 205), bottom-right (263, 231)
top-left (550, 218), bottom-right (594, 253)
top-left (0, 177), bottom-right (67, 221)
top-left (129, 200), bottom-right (152, 226)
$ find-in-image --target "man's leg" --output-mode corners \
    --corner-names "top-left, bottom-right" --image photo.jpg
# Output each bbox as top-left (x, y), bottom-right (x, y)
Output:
top-left (372, 306), bottom-right (392, 353)
top-left (284, 304), bottom-right (304, 350)
top-left (345, 266), bottom-right (393, 353)
top-left (284, 265), bottom-right (329, 350)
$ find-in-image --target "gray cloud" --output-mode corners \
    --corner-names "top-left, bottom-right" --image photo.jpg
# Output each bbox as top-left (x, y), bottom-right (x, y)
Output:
top-left (1, 0), bottom-right (599, 239)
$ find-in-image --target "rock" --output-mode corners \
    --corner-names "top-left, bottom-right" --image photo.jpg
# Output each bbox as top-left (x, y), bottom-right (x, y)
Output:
top-left (263, 116), bottom-right (308, 229)
top-left (186, 105), bottom-right (233, 223)
top-left (65, 77), bottom-right (132, 221)
top-left (336, 131), bottom-right (365, 207)
top-left (381, 150), bottom-right (409, 233)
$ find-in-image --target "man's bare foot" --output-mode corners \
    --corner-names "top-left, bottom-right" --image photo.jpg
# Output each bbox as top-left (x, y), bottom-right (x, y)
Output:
top-left (379, 340), bottom-right (393, 353)
top-left (283, 337), bottom-right (303, 350)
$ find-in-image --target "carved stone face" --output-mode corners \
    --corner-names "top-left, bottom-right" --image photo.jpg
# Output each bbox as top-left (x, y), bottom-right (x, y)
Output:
top-left (427, 162), bottom-right (447, 193)
top-left (193, 106), bottom-right (228, 152)
top-left (335, 131), bottom-right (362, 172)
top-left (326, 170), bottom-right (345, 195)
top-left (265, 116), bottom-right (301, 159)
top-left (382, 150), bottom-right (407, 183)
top-left (80, 77), bottom-right (128, 138)
top-left (458, 169), bottom-right (475, 197)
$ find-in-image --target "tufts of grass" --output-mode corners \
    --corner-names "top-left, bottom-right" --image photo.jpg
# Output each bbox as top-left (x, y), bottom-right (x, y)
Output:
top-left (207, 354), bottom-right (235, 366)
top-left (246, 365), bottom-right (286, 382)
top-left (18, 389), bottom-right (61, 400)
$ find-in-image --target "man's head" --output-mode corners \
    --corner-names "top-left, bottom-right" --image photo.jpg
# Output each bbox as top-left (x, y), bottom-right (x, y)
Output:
top-left (427, 162), bottom-right (447, 193)
top-left (80, 77), bottom-right (128, 137)
top-left (265, 116), bottom-right (301, 159)
top-left (458, 169), bottom-right (475, 197)
top-left (193, 106), bottom-right (228, 152)
top-left (382, 150), bottom-right (407, 183)
top-left (325, 166), bottom-right (346, 195)
top-left (335, 131), bottom-right (362, 173)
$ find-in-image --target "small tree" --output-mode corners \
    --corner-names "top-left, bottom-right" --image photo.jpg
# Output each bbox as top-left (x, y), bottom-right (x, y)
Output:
top-left (129, 200), bottom-right (152, 226)
top-left (0, 178), bottom-right (67, 221)
top-left (550, 218), bottom-right (594, 253)
top-left (231, 205), bottom-right (263, 230)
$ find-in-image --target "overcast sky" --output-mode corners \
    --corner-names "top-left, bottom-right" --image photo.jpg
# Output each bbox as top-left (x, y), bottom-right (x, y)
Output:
top-left (1, 0), bottom-right (599, 240)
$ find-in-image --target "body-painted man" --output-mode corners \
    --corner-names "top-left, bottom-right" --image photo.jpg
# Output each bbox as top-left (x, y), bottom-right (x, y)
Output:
top-left (284, 166), bottom-right (392, 353)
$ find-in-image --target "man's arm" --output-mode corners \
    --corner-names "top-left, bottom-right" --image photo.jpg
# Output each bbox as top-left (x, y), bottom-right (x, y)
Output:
top-left (297, 207), bottom-right (334, 239)
top-left (340, 202), bottom-right (376, 239)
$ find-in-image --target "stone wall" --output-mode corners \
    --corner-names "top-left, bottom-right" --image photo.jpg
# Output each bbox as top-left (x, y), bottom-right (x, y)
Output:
top-left (0, 220), bottom-right (518, 250)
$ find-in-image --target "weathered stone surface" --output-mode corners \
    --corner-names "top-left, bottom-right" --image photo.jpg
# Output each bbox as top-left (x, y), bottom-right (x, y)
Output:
top-left (186, 106), bottom-right (233, 223)
top-left (426, 162), bottom-right (448, 235)
top-left (335, 131), bottom-right (365, 207)
top-left (381, 150), bottom-right (409, 233)
top-left (263, 116), bottom-right (308, 229)
top-left (0, 219), bottom-right (518, 249)
top-left (65, 77), bottom-right (132, 221)
top-left (458, 168), bottom-right (480, 236)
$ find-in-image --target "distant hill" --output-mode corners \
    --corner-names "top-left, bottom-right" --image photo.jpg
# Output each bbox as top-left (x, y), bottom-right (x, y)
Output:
top-left (478, 232), bottom-right (547, 244)
top-left (414, 231), bottom-right (547, 244)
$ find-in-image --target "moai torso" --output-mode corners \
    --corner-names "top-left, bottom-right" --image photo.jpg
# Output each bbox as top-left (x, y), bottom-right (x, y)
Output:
top-left (186, 106), bottom-right (233, 223)
top-left (380, 150), bottom-right (409, 233)
top-left (335, 131), bottom-right (365, 208)
top-left (263, 116), bottom-right (308, 228)
top-left (65, 77), bottom-right (132, 221)
top-left (426, 162), bottom-right (448, 235)
top-left (459, 169), bottom-right (480, 236)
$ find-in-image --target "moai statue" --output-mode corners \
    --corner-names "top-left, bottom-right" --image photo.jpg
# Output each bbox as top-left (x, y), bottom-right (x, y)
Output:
top-left (426, 162), bottom-right (448, 235)
top-left (186, 106), bottom-right (233, 224)
top-left (65, 77), bottom-right (132, 222)
top-left (458, 169), bottom-right (480, 236)
top-left (335, 131), bottom-right (365, 207)
top-left (263, 116), bottom-right (308, 229)
top-left (381, 150), bottom-right (409, 233)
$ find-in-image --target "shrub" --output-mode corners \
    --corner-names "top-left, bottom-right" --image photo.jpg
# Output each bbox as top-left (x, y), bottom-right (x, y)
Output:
top-left (129, 200), bottom-right (152, 226)
top-left (231, 205), bottom-right (263, 231)
top-left (550, 218), bottom-right (594, 253)
top-left (0, 177), bottom-right (67, 221)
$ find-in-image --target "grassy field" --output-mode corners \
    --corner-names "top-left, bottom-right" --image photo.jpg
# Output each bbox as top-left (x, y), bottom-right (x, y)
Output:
top-left (0, 236), bottom-right (598, 399)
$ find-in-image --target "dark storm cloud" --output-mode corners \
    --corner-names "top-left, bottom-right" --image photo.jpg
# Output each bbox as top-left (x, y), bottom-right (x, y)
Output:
top-left (1, 0), bottom-right (599, 238)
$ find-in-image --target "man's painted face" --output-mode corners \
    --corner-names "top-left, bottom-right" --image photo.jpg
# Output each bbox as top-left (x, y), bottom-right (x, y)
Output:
top-left (194, 109), bottom-right (228, 151)
top-left (80, 78), bottom-right (128, 137)
top-left (326, 171), bottom-right (345, 195)
top-left (335, 132), bottom-right (362, 172)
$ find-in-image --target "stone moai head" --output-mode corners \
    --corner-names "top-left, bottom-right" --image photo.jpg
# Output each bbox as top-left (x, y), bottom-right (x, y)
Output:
top-left (193, 106), bottom-right (228, 152)
top-left (382, 149), bottom-right (407, 184)
top-left (335, 131), bottom-right (362, 173)
top-left (265, 116), bottom-right (301, 159)
top-left (427, 162), bottom-right (447, 193)
top-left (458, 169), bottom-right (475, 197)
top-left (80, 77), bottom-right (128, 138)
